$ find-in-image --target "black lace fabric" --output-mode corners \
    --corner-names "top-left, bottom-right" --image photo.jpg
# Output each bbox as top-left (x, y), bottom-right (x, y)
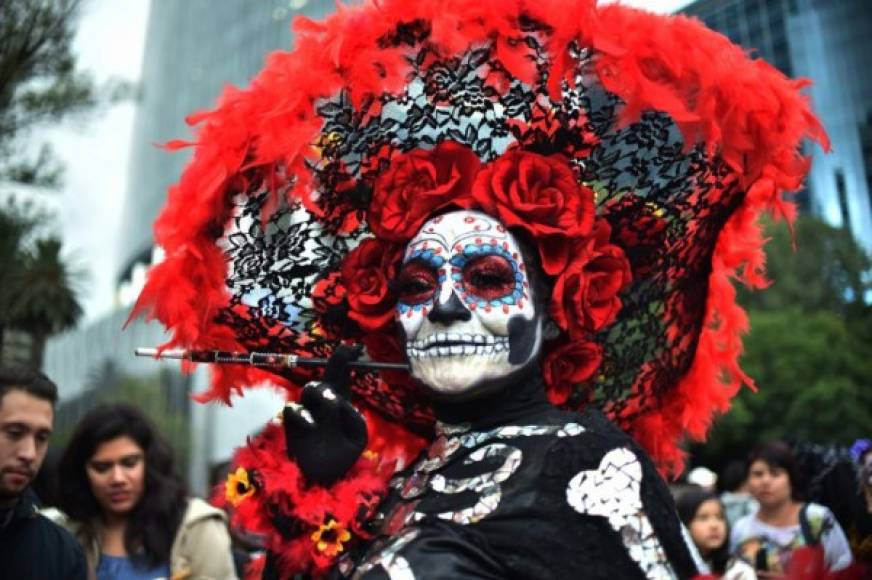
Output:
top-left (217, 19), bottom-right (743, 432)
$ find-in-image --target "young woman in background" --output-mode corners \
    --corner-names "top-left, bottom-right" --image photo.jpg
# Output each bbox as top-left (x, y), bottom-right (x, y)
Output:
top-left (58, 404), bottom-right (237, 579)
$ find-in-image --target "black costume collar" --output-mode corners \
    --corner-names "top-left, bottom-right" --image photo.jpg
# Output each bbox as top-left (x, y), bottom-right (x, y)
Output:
top-left (430, 366), bottom-right (552, 431)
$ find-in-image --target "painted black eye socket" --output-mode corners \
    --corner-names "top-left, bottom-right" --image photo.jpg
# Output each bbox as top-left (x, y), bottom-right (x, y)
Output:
top-left (463, 254), bottom-right (515, 300)
top-left (397, 260), bottom-right (438, 305)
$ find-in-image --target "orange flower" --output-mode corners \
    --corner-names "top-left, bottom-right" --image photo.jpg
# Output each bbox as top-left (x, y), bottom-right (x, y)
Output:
top-left (225, 467), bottom-right (255, 507)
top-left (311, 518), bottom-right (352, 556)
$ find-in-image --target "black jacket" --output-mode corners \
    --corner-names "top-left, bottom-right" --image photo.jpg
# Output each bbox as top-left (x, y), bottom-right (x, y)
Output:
top-left (0, 488), bottom-right (86, 580)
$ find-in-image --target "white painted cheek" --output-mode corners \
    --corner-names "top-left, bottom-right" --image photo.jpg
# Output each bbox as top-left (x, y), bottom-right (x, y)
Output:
top-left (474, 299), bottom-right (536, 336)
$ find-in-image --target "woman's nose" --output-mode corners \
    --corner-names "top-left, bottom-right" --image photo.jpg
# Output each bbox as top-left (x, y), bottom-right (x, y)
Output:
top-left (110, 465), bottom-right (125, 482)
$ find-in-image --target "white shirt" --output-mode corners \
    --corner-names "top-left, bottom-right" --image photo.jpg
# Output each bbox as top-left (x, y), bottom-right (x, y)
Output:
top-left (730, 503), bottom-right (853, 572)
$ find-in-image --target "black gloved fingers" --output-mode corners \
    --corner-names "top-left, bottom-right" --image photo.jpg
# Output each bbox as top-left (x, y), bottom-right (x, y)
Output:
top-left (338, 399), bottom-right (368, 443)
top-left (322, 344), bottom-right (364, 399)
top-left (282, 401), bottom-right (316, 432)
top-left (300, 380), bottom-right (343, 424)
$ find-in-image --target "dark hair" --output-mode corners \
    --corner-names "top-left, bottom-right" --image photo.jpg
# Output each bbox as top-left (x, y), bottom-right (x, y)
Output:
top-left (0, 365), bottom-right (58, 406)
top-left (676, 489), bottom-right (730, 575)
top-left (747, 440), bottom-right (803, 500)
top-left (57, 404), bottom-right (187, 568)
top-left (717, 459), bottom-right (748, 494)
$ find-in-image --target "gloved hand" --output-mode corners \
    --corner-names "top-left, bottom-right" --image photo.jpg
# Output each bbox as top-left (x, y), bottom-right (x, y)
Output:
top-left (283, 345), bottom-right (369, 487)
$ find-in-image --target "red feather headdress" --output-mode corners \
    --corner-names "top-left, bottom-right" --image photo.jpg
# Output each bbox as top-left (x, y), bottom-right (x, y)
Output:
top-left (133, 0), bottom-right (827, 479)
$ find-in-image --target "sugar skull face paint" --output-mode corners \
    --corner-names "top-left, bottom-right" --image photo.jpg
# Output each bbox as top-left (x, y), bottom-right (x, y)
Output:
top-left (396, 210), bottom-right (542, 396)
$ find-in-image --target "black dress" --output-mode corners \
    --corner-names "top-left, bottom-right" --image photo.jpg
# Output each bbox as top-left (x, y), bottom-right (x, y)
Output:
top-left (334, 374), bottom-right (698, 580)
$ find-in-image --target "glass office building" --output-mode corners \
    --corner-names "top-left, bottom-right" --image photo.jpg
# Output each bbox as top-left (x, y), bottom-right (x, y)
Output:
top-left (681, 0), bottom-right (872, 254)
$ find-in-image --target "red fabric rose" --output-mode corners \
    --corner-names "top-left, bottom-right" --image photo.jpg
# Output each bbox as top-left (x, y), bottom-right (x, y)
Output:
top-left (341, 238), bottom-right (403, 332)
top-left (471, 150), bottom-right (595, 275)
top-left (368, 141), bottom-right (481, 242)
top-left (550, 219), bottom-right (632, 338)
top-left (543, 340), bottom-right (603, 406)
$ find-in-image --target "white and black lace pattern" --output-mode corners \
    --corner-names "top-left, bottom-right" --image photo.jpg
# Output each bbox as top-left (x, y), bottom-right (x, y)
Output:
top-left (566, 447), bottom-right (677, 580)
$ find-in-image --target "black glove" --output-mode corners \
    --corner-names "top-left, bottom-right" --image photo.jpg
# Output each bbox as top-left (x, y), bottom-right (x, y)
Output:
top-left (283, 345), bottom-right (368, 487)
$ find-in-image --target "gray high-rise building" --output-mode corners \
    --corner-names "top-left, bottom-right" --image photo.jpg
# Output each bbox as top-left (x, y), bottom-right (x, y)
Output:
top-left (681, 0), bottom-right (872, 254)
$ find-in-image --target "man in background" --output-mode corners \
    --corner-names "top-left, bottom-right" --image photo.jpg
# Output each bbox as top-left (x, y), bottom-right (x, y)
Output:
top-left (0, 365), bottom-right (86, 579)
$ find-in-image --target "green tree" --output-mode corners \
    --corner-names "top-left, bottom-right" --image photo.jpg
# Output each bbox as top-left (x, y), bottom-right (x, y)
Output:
top-left (693, 217), bottom-right (872, 469)
top-left (738, 217), bottom-right (871, 315)
top-left (0, 199), bottom-right (82, 367)
top-left (1, 0), bottom-right (97, 187)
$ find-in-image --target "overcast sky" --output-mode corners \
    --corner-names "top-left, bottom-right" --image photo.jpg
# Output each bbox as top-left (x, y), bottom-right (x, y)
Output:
top-left (42, 0), bottom-right (693, 324)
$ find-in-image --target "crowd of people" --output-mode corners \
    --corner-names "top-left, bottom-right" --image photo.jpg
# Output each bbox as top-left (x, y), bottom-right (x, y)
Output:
top-left (2, 362), bottom-right (869, 579)
top-left (677, 441), bottom-right (872, 578)
top-left (0, 366), bottom-right (238, 579)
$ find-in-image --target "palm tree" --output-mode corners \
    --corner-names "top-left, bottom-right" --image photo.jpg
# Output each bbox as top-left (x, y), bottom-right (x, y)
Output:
top-left (0, 209), bottom-right (83, 368)
top-left (8, 237), bottom-right (82, 367)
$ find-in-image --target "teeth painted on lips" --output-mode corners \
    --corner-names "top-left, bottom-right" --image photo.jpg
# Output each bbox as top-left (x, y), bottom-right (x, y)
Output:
top-left (405, 341), bottom-right (509, 359)
top-left (410, 333), bottom-right (508, 350)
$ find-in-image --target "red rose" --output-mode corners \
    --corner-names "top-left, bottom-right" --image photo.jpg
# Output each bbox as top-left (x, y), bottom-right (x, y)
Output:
top-left (550, 220), bottom-right (632, 338)
top-left (341, 238), bottom-right (403, 332)
top-left (471, 150), bottom-right (595, 275)
top-left (543, 340), bottom-right (603, 406)
top-left (369, 141), bottom-right (481, 242)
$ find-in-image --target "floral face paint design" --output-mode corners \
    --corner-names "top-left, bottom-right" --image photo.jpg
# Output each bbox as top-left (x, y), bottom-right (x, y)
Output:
top-left (396, 210), bottom-right (541, 396)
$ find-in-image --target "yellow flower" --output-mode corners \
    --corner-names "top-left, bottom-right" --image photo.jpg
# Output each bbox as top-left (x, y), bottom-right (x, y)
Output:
top-left (225, 467), bottom-right (255, 507)
top-left (362, 449), bottom-right (379, 462)
top-left (311, 518), bottom-right (352, 556)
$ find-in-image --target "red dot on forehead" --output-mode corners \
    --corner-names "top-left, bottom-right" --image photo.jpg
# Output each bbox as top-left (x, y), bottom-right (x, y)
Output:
top-left (464, 216), bottom-right (475, 223)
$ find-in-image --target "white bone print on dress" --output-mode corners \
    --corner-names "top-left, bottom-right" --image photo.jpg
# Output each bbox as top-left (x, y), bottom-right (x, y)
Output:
top-left (566, 447), bottom-right (677, 580)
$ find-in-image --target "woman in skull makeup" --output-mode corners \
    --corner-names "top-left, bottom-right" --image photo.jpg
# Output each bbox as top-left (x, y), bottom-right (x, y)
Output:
top-left (131, 0), bottom-right (827, 578)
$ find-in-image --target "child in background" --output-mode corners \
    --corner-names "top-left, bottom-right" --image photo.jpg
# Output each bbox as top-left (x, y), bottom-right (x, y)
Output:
top-left (678, 488), bottom-right (757, 579)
